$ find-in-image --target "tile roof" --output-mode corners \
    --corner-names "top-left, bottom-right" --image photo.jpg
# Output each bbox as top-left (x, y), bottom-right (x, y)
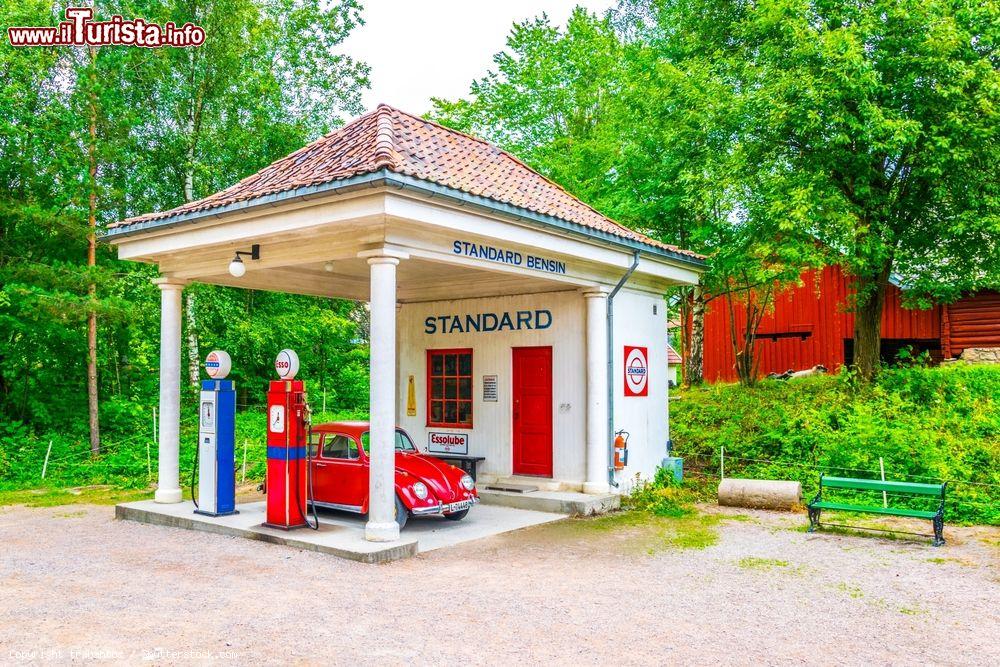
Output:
top-left (111, 104), bottom-right (701, 260)
top-left (667, 344), bottom-right (683, 365)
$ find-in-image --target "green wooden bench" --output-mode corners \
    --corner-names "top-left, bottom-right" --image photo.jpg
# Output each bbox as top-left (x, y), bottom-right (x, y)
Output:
top-left (807, 474), bottom-right (947, 546)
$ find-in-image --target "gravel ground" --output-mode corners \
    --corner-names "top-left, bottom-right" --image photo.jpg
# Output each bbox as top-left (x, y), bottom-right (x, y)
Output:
top-left (1, 502), bottom-right (998, 666)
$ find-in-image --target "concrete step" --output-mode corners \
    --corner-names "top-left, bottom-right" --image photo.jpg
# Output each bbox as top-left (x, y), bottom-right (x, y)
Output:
top-left (478, 488), bottom-right (620, 516)
top-left (484, 482), bottom-right (539, 493)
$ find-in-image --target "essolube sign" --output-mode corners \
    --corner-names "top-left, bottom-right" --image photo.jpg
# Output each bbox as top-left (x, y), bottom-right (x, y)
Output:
top-left (425, 310), bottom-right (552, 334)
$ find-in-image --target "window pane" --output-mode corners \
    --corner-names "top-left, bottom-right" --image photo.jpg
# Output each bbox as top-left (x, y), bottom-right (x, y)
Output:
top-left (458, 401), bottom-right (472, 425)
top-left (432, 377), bottom-right (444, 400)
top-left (431, 354), bottom-right (443, 375)
top-left (444, 354), bottom-right (457, 375)
top-left (459, 377), bottom-right (472, 399)
top-left (430, 401), bottom-right (443, 423)
top-left (395, 430), bottom-right (416, 451)
top-left (323, 435), bottom-right (355, 459)
top-left (445, 378), bottom-right (457, 399)
top-left (459, 353), bottom-right (472, 375)
top-left (444, 402), bottom-right (458, 424)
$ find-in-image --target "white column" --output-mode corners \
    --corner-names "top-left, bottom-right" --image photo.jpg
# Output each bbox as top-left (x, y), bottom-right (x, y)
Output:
top-left (365, 254), bottom-right (402, 541)
top-left (154, 277), bottom-right (186, 503)
top-left (583, 288), bottom-right (610, 494)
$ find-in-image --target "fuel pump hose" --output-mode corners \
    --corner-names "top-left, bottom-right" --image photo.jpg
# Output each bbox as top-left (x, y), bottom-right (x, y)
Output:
top-left (292, 399), bottom-right (320, 530)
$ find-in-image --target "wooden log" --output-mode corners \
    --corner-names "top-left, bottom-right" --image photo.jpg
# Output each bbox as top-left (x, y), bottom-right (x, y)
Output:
top-left (718, 478), bottom-right (802, 511)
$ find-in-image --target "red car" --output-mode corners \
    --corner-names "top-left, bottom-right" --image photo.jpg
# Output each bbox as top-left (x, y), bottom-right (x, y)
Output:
top-left (307, 421), bottom-right (478, 528)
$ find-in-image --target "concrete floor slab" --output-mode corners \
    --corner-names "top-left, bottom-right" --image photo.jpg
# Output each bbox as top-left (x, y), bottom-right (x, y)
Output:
top-left (478, 488), bottom-right (620, 515)
top-left (116, 499), bottom-right (566, 562)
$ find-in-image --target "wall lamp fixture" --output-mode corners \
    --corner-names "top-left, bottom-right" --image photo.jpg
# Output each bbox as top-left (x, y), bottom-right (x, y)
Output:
top-left (228, 244), bottom-right (260, 278)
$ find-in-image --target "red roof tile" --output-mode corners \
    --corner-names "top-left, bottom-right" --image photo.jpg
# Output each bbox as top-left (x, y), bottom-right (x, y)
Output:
top-left (111, 105), bottom-right (701, 259)
top-left (667, 344), bottom-right (683, 365)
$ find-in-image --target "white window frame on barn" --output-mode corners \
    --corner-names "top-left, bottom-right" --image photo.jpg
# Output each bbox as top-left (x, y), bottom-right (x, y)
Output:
top-left (105, 105), bottom-right (704, 543)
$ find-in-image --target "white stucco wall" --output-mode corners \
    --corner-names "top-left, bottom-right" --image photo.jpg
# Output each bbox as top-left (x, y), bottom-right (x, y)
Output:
top-left (395, 287), bottom-right (669, 493)
top-left (397, 291), bottom-right (587, 486)
top-left (610, 290), bottom-right (669, 492)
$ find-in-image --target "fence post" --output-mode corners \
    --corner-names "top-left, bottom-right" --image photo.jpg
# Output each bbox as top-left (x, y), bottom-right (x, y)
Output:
top-left (879, 457), bottom-right (887, 508)
top-left (720, 446), bottom-right (725, 480)
top-left (241, 439), bottom-right (248, 484)
top-left (41, 440), bottom-right (53, 479)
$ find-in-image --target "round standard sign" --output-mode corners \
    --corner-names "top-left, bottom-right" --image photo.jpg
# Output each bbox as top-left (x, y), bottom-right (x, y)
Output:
top-left (275, 349), bottom-right (300, 380)
top-left (624, 346), bottom-right (648, 396)
top-left (205, 350), bottom-right (232, 379)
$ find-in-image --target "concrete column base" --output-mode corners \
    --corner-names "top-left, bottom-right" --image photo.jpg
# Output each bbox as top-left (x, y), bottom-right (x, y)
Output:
top-left (365, 521), bottom-right (400, 542)
top-left (154, 488), bottom-right (183, 504)
top-left (583, 481), bottom-right (610, 495)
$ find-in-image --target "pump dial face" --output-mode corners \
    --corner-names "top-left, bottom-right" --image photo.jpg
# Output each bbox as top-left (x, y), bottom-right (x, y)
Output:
top-left (270, 405), bottom-right (285, 433)
top-left (201, 401), bottom-right (215, 428)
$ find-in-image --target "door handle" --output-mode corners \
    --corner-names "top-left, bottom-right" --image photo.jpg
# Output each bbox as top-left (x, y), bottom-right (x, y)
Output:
top-left (314, 462), bottom-right (328, 467)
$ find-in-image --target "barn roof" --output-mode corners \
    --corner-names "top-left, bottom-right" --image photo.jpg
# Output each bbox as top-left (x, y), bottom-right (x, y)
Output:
top-left (108, 104), bottom-right (702, 263)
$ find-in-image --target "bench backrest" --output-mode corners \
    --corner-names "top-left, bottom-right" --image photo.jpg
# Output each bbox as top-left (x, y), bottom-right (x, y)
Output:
top-left (820, 475), bottom-right (946, 498)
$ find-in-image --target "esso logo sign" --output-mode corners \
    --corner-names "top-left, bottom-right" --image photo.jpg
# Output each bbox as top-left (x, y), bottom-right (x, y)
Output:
top-left (624, 346), bottom-right (648, 397)
top-left (274, 349), bottom-right (300, 380)
top-left (204, 350), bottom-right (231, 379)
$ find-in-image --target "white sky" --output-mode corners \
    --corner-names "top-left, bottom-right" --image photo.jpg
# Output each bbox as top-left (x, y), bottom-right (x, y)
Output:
top-left (342, 0), bottom-right (613, 115)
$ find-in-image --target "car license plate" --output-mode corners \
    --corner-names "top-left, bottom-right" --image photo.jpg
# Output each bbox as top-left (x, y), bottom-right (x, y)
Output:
top-left (447, 500), bottom-right (472, 512)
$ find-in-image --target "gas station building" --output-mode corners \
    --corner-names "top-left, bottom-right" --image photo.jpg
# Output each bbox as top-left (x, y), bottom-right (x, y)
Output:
top-left (106, 105), bottom-right (704, 544)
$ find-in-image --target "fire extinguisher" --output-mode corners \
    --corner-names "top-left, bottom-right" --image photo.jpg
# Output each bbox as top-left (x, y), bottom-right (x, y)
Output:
top-left (614, 430), bottom-right (629, 470)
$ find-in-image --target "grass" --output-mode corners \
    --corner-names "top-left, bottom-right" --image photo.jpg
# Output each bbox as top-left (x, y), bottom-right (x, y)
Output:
top-left (738, 556), bottom-right (789, 570)
top-left (0, 486), bottom-right (152, 507)
top-left (835, 582), bottom-right (865, 599)
top-left (672, 364), bottom-right (1000, 525)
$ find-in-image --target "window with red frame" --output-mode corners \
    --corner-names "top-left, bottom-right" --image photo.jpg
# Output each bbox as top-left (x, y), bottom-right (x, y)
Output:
top-left (427, 349), bottom-right (473, 428)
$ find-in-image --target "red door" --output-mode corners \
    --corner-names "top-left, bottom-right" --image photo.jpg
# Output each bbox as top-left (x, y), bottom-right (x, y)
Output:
top-left (512, 346), bottom-right (553, 477)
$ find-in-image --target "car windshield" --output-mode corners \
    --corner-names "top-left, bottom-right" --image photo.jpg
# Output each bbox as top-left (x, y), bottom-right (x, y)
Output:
top-left (360, 429), bottom-right (417, 453)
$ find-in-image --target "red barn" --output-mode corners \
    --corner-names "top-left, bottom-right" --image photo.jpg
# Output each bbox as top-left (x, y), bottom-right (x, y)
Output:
top-left (701, 265), bottom-right (1000, 383)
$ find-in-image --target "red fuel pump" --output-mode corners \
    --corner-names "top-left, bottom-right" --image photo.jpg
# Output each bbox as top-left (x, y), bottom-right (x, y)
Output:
top-left (264, 349), bottom-right (316, 530)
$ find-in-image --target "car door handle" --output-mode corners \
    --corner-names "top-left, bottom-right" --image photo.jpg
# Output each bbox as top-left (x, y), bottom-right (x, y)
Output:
top-left (314, 462), bottom-right (328, 467)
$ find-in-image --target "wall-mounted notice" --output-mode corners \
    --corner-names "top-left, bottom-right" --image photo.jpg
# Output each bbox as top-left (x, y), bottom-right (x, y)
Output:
top-left (482, 375), bottom-right (498, 402)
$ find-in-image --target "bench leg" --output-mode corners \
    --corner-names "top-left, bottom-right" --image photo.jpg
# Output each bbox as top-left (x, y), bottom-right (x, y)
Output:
top-left (932, 515), bottom-right (945, 547)
top-left (807, 507), bottom-right (820, 533)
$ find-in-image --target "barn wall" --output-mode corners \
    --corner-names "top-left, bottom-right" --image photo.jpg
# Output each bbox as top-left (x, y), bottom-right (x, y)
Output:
top-left (702, 265), bottom-right (942, 383)
top-left (945, 290), bottom-right (1000, 357)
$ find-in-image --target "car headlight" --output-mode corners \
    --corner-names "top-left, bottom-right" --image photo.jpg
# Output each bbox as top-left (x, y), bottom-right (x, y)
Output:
top-left (412, 482), bottom-right (428, 499)
top-left (460, 474), bottom-right (475, 491)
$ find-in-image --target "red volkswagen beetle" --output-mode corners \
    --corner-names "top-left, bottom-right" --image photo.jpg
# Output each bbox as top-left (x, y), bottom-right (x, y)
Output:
top-left (307, 421), bottom-right (478, 528)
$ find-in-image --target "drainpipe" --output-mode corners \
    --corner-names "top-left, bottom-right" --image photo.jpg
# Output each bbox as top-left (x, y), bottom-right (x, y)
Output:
top-left (607, 250), bottom-right (640, 488)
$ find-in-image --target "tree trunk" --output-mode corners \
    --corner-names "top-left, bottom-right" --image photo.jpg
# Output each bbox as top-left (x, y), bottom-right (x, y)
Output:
top-left (727, 285), bottom-right (772, 387)
top-left (186, 291), bottom-right (200, 386)
top-left (852, 263), bottom-right (892, 381)
top-left (86, 47), bottom-right (100, 456)
top-left (183, 85), bottom-right (202, 384)
top-left (686, 285), bottom-right (706, 386)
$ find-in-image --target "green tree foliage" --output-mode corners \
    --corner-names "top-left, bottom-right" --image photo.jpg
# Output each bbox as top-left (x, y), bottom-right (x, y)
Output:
top-left (0, 0), bottom-right (370, 477)
top-left (433, 1), bottom-right (999, 384)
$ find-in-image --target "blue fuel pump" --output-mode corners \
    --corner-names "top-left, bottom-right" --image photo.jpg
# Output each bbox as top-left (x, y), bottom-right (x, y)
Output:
top-left (195, 350), bottom-right (238, 517)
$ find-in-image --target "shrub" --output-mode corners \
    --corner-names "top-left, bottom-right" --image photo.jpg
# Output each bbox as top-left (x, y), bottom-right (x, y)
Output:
top-left (671, 364), bottom-right (1000, 525)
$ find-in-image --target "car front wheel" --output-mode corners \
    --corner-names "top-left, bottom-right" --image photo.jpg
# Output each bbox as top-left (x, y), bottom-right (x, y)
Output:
top-left (394, 494), bottom-right (409, 530)
top-left (444, 508), bottom-right (469, 521)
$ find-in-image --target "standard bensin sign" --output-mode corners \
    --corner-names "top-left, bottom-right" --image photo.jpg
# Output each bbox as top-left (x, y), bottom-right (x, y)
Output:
top-left (425, 309), bottom-right (552, 334)
top-left (453, 240), bottom-right (567, 275)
